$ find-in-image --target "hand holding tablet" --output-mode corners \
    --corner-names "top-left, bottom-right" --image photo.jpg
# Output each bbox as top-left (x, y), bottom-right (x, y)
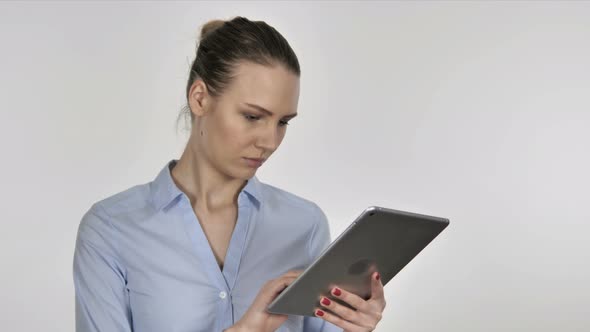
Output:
top-left (267, 206), bottom-right (450, 318)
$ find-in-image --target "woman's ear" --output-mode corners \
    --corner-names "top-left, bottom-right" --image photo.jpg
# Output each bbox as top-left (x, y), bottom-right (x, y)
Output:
top-left (188, 80), bottom-right (210, 118)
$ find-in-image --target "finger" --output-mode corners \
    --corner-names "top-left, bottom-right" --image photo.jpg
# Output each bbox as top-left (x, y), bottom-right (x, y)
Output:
top-left (284, 269), bottom-right (304, 277)
top-left (330, 286), bottom-right (371, 313)
top-left (274, 270), bottom-right (303, 291)
top-left (318, 296), bottom-right (368, 327)
top-left (370, 271), bottom-right (385, 303)
top-left (263, 276), bottom-right (298, 303)
top-left (273, 275), bottom-right (299, 292)
top-left (314, 307), bottom-right (359, 331)
top-left (261, 271), bottom-right (303, 306)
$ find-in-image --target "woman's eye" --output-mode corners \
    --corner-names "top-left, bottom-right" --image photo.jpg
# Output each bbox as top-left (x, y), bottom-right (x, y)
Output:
top-left (243, 114), bottom-right (259, 121)
top-left (243, 113), bottom-right (290, 127)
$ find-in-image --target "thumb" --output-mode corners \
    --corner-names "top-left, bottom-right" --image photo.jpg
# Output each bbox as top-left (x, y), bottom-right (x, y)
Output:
top-left (262, 276), bottom-right (296, 305)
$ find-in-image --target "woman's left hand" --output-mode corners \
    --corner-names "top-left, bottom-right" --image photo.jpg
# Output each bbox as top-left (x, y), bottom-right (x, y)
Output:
top-left (314, 271), bottom-right (386, 332)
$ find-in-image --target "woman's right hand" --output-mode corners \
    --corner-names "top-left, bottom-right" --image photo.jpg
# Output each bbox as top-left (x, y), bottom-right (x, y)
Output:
top-left (228, 269), bottom-right (304, 332)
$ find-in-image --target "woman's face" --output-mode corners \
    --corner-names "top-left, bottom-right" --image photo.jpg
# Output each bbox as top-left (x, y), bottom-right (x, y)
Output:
top-left (189, 61), bottom-right (300, 180)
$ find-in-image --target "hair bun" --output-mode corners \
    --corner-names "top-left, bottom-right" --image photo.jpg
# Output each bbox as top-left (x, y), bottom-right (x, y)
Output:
top-left (200, 19), bottom-right (225, 40)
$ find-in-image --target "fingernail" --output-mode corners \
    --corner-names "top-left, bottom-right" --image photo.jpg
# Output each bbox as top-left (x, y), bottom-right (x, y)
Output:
top-left (332, 287), bottom-right (342, 296)
top-left (375, 272), bottom-right (381, 281)
top-left (321, 297), bottom-right (331, 306)
top-left (315, 309), bottom-right (325, 317)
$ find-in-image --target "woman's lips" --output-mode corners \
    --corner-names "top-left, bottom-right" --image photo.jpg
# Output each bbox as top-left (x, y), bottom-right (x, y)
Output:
top-left (243, 157), bottom-right (265, 168)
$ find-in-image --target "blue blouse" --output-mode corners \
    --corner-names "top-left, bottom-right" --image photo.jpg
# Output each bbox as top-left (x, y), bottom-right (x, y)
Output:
top-left (73, 159), bottom-right (343, 332)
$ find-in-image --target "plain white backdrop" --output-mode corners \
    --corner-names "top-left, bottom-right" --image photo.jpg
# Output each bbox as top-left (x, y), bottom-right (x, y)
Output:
top-left (1, 1), bottom-right (589, 331)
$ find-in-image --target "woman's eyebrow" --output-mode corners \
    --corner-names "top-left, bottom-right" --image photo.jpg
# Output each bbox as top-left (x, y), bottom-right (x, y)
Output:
top-left (243, 102), bottom-right (298, 118)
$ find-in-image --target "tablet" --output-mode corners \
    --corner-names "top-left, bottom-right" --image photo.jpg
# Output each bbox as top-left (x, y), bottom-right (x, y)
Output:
top-left (266, 205), bottom-right (449, 316)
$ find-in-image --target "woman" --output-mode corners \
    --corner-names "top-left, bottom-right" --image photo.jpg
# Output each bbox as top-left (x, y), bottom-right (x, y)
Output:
top-left (73, 16), bottom-right (386, 332)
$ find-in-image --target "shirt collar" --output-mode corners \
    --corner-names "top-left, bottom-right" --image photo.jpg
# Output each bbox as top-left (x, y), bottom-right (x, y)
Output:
top-left (150, 159), bottom-right (262, 211)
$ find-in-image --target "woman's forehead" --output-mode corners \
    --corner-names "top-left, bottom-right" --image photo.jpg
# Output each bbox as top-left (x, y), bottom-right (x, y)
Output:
top-left (224, 62), bottom-right (300, 111)
top-left (231, 61), bottom-right (299, 90)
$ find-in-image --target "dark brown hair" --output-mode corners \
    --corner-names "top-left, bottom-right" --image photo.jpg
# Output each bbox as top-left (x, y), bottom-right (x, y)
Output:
top-left (177, 16), bottom-right (301, 131)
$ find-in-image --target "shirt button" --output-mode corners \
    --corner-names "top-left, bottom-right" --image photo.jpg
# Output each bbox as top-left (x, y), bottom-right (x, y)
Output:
top-left (219, 291), bottom-right (227, 299)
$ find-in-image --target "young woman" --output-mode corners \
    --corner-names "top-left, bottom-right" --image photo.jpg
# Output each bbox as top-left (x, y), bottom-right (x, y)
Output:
top-left (73, 16), bottom-right (386, 332)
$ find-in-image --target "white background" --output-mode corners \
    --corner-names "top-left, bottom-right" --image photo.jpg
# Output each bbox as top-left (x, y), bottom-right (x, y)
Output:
top-left (1, 1), bottom-right (589, 331)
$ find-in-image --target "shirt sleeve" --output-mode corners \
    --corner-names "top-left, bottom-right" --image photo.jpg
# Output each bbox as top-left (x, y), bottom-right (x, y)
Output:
top-left (72, 204), bottom-right (132, 332)
top-left (303, 204), bottom-right (344, 332)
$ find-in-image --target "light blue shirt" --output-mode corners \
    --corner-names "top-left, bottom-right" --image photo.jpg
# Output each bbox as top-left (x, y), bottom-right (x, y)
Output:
top-left (73, 159), bottom-right (343, 332)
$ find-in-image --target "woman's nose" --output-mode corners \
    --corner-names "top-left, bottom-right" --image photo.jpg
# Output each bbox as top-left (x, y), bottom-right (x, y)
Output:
top-left (255, 126), bottom-right (281, 152)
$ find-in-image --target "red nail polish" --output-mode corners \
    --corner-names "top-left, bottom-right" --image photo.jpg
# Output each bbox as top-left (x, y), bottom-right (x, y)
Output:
top-left (333, 287), bottom-right (342, 296)
top-left (321, 297), bottom-right (331, 306)
top-left (376, 272), bottom-right (381, 281)
top-left (316, 309), bottom-right (325, 317)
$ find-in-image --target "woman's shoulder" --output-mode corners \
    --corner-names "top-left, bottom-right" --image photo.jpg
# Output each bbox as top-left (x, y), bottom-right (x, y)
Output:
top-left (93, 182), bottom-right (152, 217)
top-left (256, 178), bottom-right (326, 221)
top-left (78, 181), bottom-right (153, 233)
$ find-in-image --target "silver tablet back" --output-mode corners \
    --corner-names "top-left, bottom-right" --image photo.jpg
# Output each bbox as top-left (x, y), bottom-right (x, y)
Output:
top-left (267, 206), bottom-right (449, 316)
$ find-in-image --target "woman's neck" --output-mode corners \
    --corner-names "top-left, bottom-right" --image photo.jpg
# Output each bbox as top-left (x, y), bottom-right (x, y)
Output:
top-left (170, 146), bottom-right (246, 214)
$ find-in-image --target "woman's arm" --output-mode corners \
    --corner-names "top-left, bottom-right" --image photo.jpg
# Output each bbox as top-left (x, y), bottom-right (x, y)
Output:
top-left (73, 205), bottom-right (132, 332)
